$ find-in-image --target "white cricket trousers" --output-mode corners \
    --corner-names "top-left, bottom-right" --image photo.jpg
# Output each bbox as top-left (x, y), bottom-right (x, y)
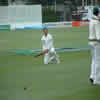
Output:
top-left (89, 42), bottom-right (100, 84)
top-left (89, 42), bottom-right (96, 80)
top-left (44, 48), bottom-right (60, 64)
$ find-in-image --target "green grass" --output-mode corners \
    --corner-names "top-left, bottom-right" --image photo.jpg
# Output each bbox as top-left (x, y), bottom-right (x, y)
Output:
top-left (0, 26), bottom-right (88, 50)
top-left (0, 26), bottom-right (100, 100)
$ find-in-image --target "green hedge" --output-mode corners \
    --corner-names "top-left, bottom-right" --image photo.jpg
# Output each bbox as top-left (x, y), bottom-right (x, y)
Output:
top-left (42, 7), bottom-right (59, 22)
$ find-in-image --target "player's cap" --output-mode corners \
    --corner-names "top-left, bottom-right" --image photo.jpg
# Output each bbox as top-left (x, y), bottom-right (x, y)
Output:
top-left (93, 7), bottom-right (99, 15)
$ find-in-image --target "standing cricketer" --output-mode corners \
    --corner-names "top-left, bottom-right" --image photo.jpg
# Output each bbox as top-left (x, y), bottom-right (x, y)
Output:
top-left (89, 7), bottom-right (100, 85)
top-left (34, 28), bottom-right (60, 64)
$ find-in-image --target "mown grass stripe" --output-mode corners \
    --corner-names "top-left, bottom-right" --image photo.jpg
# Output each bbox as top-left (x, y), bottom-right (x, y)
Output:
top-left (9, 47), bottom-right (90, 56)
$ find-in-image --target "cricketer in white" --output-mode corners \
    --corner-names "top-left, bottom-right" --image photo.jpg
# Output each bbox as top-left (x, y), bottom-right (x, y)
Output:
top-left (35, 28), bottom-right (60, 64)
top-left (89, 7), bottom-right (100, 85)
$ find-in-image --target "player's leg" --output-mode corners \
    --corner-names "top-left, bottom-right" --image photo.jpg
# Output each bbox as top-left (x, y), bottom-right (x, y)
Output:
top-left (90, 46), bottom-right (95, 79)
top-left (89, 21), bottom-right (96, 79)
top-left (89, 42), bottom-right (97, 80)
top-left (56, 54), bottom-right (60, 64)
top-left (93, 43), bottom-right (100, 84)
top-left (49, 55), bottom-right (56, 64)
top-left (93, 24), bottom-right (100, 84)
top-left (44, 53), bottom-right (50, 64)
top-left (49, 48), bottom-right (60, 64)
top-left (48, 48), bottom-right (56, 64)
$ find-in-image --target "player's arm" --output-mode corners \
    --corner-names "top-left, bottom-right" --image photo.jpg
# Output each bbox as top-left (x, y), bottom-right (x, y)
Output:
top-left (34, 49), bottom-right (48, 57)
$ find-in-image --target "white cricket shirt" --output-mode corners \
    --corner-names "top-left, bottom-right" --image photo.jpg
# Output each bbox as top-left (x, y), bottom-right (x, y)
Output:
top-left (89, 15), bottom-right (100, 40)
top-left (41, 33), bottom-right (54, 51)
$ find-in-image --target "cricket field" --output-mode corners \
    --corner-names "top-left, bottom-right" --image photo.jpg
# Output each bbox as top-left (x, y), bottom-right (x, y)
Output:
top-left (0, 26), bottom-right (100, 100)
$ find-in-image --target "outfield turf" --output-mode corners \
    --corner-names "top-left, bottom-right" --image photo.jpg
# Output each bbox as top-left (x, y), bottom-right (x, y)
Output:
top-left (0, 26), bottom-right (100, 100)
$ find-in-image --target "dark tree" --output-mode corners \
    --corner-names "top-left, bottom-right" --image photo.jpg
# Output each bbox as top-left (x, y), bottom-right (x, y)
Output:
top-left (0, 0), bottom-right (8, 6)
top-left (25, 0), bottom-right (41, 5)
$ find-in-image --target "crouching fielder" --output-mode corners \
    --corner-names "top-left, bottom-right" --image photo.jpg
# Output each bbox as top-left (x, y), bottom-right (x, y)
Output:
top-left (34, 28), bottom-right (60, 64)
top-left (89, 7), bottom-right (100, 85)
